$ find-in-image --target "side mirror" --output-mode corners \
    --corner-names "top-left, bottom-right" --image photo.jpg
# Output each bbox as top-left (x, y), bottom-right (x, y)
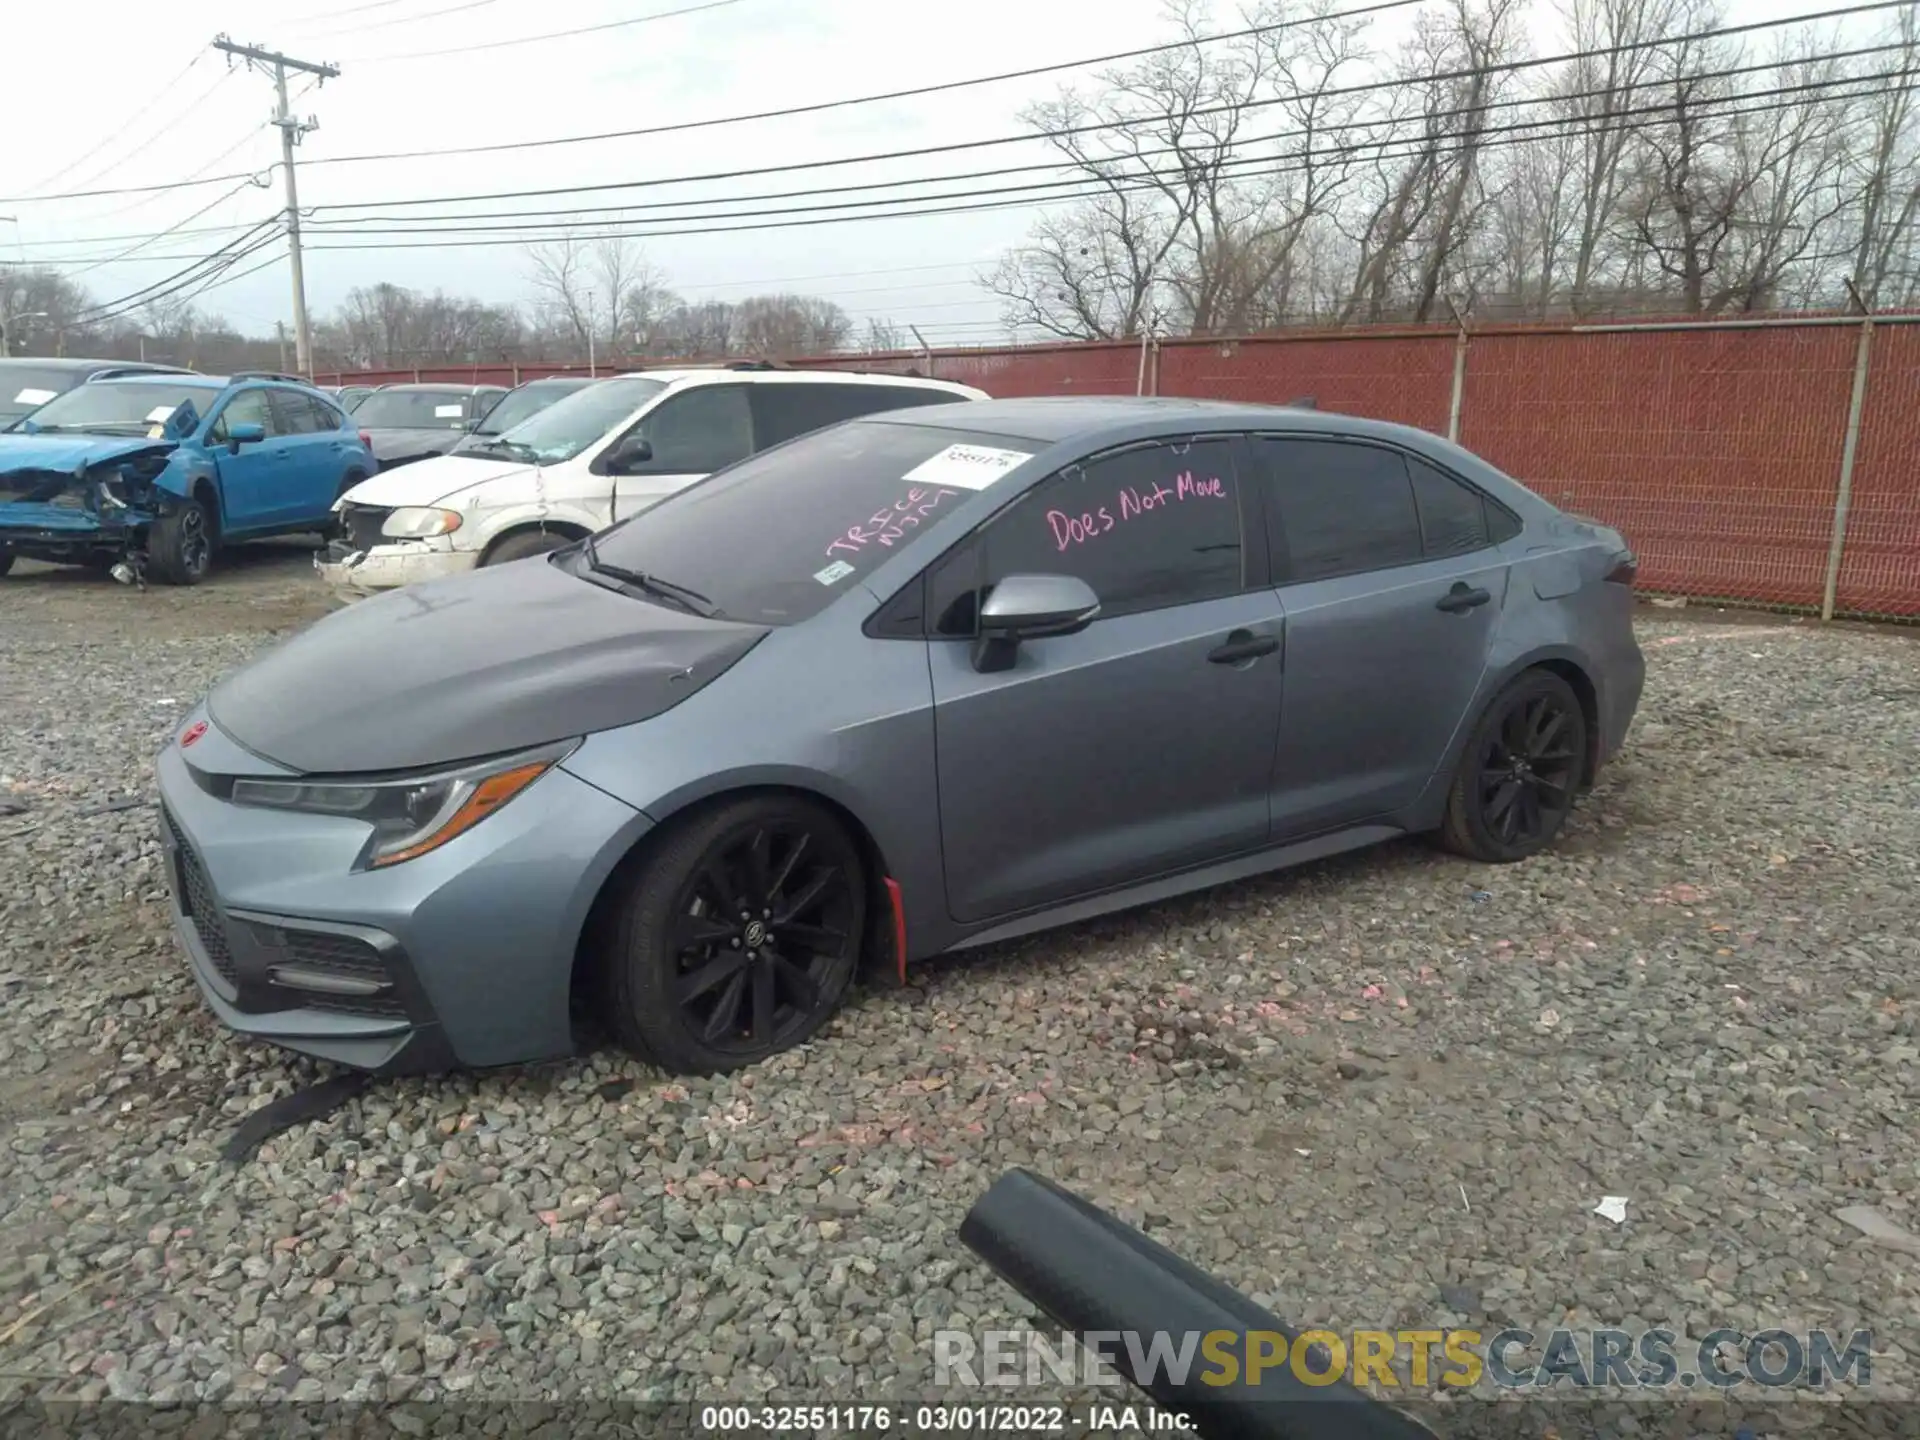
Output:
top-left (972, 573), bottom-right (1101, 674)
top-left (227, 421), bottom-right (266, 453)
top-left (607, 435), bottom-right (653, 473)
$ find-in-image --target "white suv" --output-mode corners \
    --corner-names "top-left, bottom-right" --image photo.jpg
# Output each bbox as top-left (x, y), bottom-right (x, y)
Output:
top-left (316, 366), bottom-right (989, 594)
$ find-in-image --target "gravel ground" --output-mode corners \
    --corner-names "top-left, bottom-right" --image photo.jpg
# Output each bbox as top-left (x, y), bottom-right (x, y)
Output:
top-left (2, 547), bottom-right (1917, 1434)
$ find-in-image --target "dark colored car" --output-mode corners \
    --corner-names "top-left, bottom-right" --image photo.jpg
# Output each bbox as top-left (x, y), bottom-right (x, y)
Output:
top-left (447, 376), bottom-right (599, 456)
top-left (352, 384), bottom-right (508, 470)
top-left (1, 359), bottom-right (198, 429)
top-left (157, 396), bottom-right (1645, 1075)
top-left (333, 385), bottom-right (377, 412)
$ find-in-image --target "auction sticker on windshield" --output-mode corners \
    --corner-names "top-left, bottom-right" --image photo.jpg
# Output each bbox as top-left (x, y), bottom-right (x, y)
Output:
top-left (14, 388), bottom-right (57, 406)
top-left (902, 443), bottom-right (1032, 491)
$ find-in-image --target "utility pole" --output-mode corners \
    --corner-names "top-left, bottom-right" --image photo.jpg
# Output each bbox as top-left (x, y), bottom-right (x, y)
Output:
top-left (212, 35), bottom-right (338, 379)
top-left (276, 320), bottom-right (289, 372)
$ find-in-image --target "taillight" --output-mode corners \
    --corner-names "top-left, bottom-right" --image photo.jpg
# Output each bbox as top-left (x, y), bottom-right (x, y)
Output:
top-left (1605, 550), bottom-right (1638, 586)
top-left (358, 430), bottom-right (373, 448)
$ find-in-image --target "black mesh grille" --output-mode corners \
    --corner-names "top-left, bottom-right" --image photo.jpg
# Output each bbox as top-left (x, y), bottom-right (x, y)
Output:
top-left (164, 807), bottom-right (236, 986)
top-left (274, 927), bottom-right (407, 1020)
top-left (339, 503), bottom-right (392, 553)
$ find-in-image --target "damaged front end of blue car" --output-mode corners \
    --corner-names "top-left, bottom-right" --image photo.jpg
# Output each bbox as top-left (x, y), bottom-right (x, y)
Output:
top-left (0, 401), bottom-right (199, 579)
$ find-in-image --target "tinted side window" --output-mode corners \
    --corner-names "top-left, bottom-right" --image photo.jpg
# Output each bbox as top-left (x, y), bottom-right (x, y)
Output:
top-left (1407, 456), bottom-right (1490, 557)
top-left (1259, 438), bottom-right (1421, 583)
top-left (268, 390), bottom-right (320, 435)
top-left (629, 385), bottom-right (754, 472)
top-left (931, 438), bottom-right (1245, 635)
top-left (751, 383), bottom-right (929, 447)
top-left (307, 395), bottom-right (347, 431)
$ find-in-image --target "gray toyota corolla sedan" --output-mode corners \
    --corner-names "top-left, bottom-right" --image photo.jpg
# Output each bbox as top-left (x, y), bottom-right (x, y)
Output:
top-left (156, 396), bottom-right (1644, 1076)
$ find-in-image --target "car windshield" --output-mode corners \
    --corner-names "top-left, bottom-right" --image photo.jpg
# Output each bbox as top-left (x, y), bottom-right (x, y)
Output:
top-left (17, 380), bottom-right (210, 435)
top-left (472, 380), bottom-right (591, 436)
top-left (578, 419), bottom-right (1042, 625)
top-left (0, 366), bottom-right (85, 426)
top-left (475, 375), bottom-right (666, 464)
top-left (354, 390), bottom-right (481, 429)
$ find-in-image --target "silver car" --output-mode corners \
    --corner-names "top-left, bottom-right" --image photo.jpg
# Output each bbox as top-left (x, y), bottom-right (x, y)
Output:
top-left (155, 397), bottom-right (1645, 1076)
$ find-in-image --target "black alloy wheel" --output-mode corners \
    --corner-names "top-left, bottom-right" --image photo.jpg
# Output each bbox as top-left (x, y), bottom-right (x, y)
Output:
top-left (602, 796), bottom-right (865, 1074)
top-left (146, 499), bottom-right (214, 586)
top-left (1439, 670), bottom-right (1587, 863)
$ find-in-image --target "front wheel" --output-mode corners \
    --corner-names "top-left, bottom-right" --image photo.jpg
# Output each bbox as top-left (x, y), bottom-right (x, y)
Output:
top-left (1437, 670), bottom-right (1587, 863)
top-left (599, 796), bottom-right (866, 1074)
top-left (482, 529), bottom-right (570, 567)
top-left (145, 498), bottom-right (215, 586)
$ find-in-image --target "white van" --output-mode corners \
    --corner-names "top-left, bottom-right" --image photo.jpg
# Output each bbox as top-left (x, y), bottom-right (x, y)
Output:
top-left (316, 366), bottom-right (989, 593)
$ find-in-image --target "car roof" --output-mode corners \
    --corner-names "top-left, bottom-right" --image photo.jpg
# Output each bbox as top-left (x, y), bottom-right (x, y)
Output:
top-left (371, 382), bottom-right (504, 393)
top-left (858, 394), bottom-right (1432, 446)
top-left (0, 357), bottom-right (187, 374)
top-left (90, 372), bottom-right (231, 389)
top-left (639, 367), bottom-right (978, 393)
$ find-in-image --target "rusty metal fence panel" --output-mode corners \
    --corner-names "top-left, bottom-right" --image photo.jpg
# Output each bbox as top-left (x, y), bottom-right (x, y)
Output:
top-left (1836, 323), bottom-right (1920, 621)
top-left (1157, 332), bottom-right (1457, 434)
top-left (1458, 324), bottom-right (1858, 613)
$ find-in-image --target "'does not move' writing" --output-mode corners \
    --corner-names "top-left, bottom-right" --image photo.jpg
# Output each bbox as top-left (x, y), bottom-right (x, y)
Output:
top-left (1047, 470), bottom-right (1229, 550)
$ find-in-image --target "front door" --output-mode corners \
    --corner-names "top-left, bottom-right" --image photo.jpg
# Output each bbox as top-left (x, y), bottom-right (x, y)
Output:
top-left (602, 383), bottom-right (755, 524)
top-left (1250, 435), bottom-right (1512, 838)
top-left (208, 388), bottom-right (298, 532)
top-left (929, 435), bottom-right (1285, 923)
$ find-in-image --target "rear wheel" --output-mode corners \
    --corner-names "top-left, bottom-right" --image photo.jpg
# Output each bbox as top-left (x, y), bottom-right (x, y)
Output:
top-left (0, 545), bottom-right (12, 578)
top-left (599, 796), bottom-right (866, 1074)
top-left (1437, 670), bottom-right (1587, 863)
top-left (146, 497), bottom-right (215, 586)
top-left (482, 529), bottom-right (571, 566)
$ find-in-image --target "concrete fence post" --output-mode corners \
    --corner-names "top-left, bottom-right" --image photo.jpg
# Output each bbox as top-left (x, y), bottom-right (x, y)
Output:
top-left (1820, 313), bottom-right (1874, 622)
top-left (1445, 296), bottom-right (1470, 444)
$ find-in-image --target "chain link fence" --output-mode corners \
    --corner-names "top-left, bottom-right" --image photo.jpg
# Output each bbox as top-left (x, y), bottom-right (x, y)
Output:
top-left (318, 315), bottom-right (1920, 621)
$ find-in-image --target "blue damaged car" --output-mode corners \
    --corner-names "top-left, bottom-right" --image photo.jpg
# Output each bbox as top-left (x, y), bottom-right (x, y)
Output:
top-left (0, 373), bottom-right (378, 585)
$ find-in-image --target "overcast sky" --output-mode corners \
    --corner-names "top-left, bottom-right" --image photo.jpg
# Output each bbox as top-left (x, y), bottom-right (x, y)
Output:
top-left (0, 0), bottom-right (1838, 345)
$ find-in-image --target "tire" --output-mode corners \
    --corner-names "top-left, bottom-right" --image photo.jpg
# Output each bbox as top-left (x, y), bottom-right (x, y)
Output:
top-left (599, 795), bottom-right (866, 1075)
top-left (145, 497), bottom-right (216, 586)
top-left (1437, 669), bottom-right (1587, 863)
top-left (482, 529), bottom-right (571, 567)
top-left (0, 545), bottom-right (12, 578)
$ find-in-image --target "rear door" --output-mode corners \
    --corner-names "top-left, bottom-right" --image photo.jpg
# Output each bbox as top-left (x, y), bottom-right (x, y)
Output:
top-left (271, 390), bottom-right (358, 522)
top-left (1252, 434), bottom-right (1513, 839)
top-left (208, 387), bottom-right (297, 531)
top-left (598, 383), bottom-right (755, 521)
top-left (928, 434), bottom-right (1284, 922)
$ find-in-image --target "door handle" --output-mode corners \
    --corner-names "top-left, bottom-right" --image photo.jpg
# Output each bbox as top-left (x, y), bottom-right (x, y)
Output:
top-left (1436, 583), bottom-right (1491, 613)
top-left (1207, 629), bottom-right (1279, 665)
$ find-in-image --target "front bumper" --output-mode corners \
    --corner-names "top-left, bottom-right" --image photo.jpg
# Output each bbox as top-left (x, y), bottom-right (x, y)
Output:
top-left (315, 537), bottom-right (477, 593)
top-left (155, 716), bottom-right (652, 1074)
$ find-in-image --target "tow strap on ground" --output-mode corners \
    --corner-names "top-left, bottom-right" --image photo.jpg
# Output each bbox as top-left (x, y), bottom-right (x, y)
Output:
top-left (221, 1073), bottom-right (372, 1165)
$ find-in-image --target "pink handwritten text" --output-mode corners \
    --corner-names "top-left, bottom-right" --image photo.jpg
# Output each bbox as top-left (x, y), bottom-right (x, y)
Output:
top-left (1046, 471), bottom-right (1228, 551)
top-left (825, 485), bottom-right (964, 559)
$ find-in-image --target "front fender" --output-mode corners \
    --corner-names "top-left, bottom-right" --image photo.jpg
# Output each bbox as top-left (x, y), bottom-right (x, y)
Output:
top-left (152, 453), bottom-right (207, 500)
top-left (456, 496), bottom-right (610, 554)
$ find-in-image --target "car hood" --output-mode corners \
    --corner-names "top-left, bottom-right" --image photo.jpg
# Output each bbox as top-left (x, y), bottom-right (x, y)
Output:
top-left (206, 552), bottom-right (771, 774)
top-left (0, 433), bottom-right (178, 476)
top-left (338, 453), bottom-right (527, 507)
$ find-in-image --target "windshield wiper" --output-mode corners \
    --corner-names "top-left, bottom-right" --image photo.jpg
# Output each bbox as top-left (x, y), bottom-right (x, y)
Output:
top-left (467, 437), bottom-right (539, 462)
top-left (582, 535), bottom-right (722, 617)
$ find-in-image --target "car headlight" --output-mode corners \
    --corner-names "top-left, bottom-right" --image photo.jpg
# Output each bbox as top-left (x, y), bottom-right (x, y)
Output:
top-left (228, 739), bottom-right (578, 869)
top-left (382, 506), bottom-right (463, 538)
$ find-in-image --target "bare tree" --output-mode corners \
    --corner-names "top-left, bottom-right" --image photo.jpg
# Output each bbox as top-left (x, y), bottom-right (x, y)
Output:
top-left (1844, 4), bottom-right (1920, 305)
top-left (524, 232), bottom-right (595, 356)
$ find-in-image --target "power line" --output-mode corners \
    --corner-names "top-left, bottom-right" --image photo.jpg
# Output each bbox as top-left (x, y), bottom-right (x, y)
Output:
top-left (338, 0), bottom-right (743, 63)
top-left (300, 41), bottom-right (1911, 239)
top-left (12, 52), bottom-right (208, 198)
top-left (56, 69), bottom-right (240, 198)
top-left (63, 179), bottom-right (272, 281)
top-left (304, 0), bottom-right (1915, 217)
top-left (75, 221), bottom-right (286, 325)
top-left (315, 0), bottom-right (504, 35)
top-left (302, 77), bottom-right (1917, 251)
top-left (299, 0), bottom-right (1423, 167)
